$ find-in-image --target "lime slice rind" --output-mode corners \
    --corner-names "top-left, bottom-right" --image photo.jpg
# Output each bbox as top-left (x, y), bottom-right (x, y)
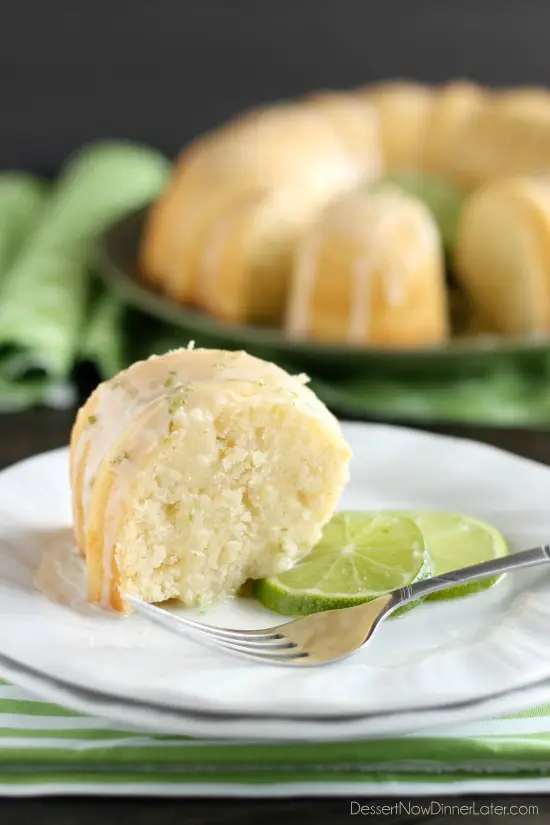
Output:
top-left (385, 510), bottom-right (508, 601)
top-left (425, 573), bottom-right (505, 602)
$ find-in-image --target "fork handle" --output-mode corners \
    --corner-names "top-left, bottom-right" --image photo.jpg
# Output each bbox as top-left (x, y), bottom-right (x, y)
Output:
top-left (395, 544), bottom-right (550, 606)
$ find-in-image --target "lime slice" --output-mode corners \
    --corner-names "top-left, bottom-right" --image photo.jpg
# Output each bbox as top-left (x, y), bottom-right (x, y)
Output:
top-left (255, 512), bottom-right (431, 617)
top-left (395, 511), bottom-right (508, 600)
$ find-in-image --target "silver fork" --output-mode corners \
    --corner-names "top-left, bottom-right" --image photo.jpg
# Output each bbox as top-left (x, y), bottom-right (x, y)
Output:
top-left (124, 545), bottom-right (550, 667)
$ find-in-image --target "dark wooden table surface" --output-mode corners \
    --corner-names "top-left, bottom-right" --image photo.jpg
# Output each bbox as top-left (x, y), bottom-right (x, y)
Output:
top-left (1, 407), bottom-right (550, 824)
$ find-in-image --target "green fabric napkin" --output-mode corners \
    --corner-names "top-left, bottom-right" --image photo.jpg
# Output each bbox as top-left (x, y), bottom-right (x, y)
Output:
top-left (0, 174), bottom-right (49, 409)
top-left (0, 142), bottom-right (170, 410)
top-left (1, 680), bottom-right (550, 795)
top-left (79, 291), bottom-right (127, 381)
top-left (0, 173), bottom-right (47, 277)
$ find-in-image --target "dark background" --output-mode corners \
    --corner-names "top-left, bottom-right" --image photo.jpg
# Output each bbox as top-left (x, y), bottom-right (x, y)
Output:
top-left (1, 0), bottom-right (549, 174)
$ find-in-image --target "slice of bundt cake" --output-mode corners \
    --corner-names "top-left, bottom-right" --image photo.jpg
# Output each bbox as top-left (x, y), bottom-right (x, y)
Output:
top-left (285, 188), bottom-right (448, 347)
top-left (357, 81), bottom-right (434, 171)
top-left (139, 103), bottom-right (379, 309)
top-left (454, 176), bottom-right (550, 334)
top-left (423, 81), bottom-right (486, 177)
top-left (70, 347), bottom-right (351, 612)
top-left (443, 102), bottom-right (550, 189)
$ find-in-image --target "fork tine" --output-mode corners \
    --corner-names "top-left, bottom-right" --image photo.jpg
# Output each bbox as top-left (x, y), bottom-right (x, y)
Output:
top-left (162, 612), bottom-right (298, 650)
top-left (126, 597), bottom-right (310, 663)
top-left (169, 620), bottom-right (286, 645)
top-left (210, 638), bottom-right (309, 663)
top-left (208, 636), bottom-right (298, 651)
top-left (124, 595), bottom-right (285, 642)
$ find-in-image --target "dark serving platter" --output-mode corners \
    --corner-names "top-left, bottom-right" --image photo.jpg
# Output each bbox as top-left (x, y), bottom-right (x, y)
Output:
top-left (97, 205), bottom-right (550, 382)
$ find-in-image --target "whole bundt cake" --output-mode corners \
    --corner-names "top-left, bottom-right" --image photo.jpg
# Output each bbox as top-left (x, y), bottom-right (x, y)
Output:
top-left (138, 81), bottom-right (550, 345)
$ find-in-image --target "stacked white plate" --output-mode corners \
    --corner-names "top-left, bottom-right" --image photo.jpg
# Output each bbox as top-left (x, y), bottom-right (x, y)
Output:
top-left (1, 422), bottom-right (549, 741)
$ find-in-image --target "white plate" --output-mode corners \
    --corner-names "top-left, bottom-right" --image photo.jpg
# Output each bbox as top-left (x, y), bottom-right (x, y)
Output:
top-left (1, 422), bottom-right (550, 741)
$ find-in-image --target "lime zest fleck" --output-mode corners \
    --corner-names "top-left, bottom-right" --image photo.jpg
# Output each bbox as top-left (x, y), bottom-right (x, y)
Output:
top-left (111, 450), bottom-right (130, 466)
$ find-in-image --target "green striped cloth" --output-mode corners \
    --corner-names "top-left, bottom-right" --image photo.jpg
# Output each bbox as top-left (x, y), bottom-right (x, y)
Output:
top-left (2, 681), bottom-right (550, 796)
